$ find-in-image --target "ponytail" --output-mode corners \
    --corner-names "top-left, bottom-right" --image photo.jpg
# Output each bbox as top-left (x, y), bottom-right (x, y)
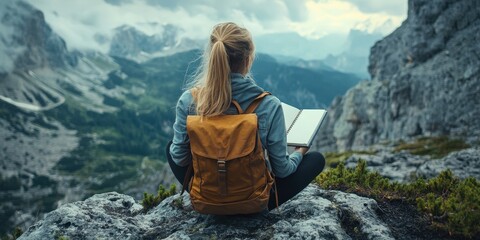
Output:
top-left (195, 41), bottom-right (232, 116)
top-left (191, 22), bottom-right (254, 117)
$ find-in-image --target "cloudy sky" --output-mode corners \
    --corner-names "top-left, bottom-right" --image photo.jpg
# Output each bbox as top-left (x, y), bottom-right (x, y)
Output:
top-left (27, 0), bottom-right (407, 53)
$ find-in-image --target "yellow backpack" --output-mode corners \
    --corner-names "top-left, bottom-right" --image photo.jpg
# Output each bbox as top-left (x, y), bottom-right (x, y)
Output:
top-left (183, 91), bottom-right (275, 215)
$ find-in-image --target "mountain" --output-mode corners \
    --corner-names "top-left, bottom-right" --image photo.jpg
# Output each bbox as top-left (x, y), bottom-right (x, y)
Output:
top-left (322, 29), bottom-right (384, 78)
top-left (254, 32), bottom-right (347, 60)
top-left (0, 1), bottom-right (80, 234)
top-left (317, 0), bottom-right (480, 152)
top-left (272, 55), bottom-right (336, 72)
top-left (255, 30), bottom-right (384, 78)
top-left (252, 54), bottom-right (360, 108)
top-left (0, 0), bottom-right (77, 110)
top-left (109, 24), bottom-right (202, 62)
top-left (0, 1), bottom-right (75, 74)
top-left (0, 1), bottom-right (362, 235)
top-left (0, 1), bottom-right (177, 234)
top-left (4, 0), bottom-right (480, 238)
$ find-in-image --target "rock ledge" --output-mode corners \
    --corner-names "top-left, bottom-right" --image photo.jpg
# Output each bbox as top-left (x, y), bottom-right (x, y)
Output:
top-left (20, 185), bottom-right (396, 240)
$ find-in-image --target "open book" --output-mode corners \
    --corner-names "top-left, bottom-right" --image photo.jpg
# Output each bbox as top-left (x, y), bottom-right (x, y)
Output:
top-left (281, 102), bottom-right (327, 147)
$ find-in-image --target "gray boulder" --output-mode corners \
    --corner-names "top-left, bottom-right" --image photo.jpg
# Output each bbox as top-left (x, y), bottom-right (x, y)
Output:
top-left (344, 147), bottom-right (480, 182)
top-left (417, 148), bottom-right (480, 180)
top-left (344, 150), bottom-right (430, 183)
top-left (19, 185), bottom-right (395, 240)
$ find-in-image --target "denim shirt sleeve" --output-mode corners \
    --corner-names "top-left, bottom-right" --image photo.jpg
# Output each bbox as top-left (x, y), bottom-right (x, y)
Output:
top-left (169, 90), bottom-right (193, 167)
top-left (264, 96), bottom-right (303, 178)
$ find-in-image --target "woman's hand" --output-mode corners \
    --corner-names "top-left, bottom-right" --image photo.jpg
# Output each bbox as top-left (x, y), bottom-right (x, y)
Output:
top-left (294, 147), bottom-right (309, 155)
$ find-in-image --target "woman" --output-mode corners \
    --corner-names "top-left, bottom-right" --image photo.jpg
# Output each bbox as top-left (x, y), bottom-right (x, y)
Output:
top-left (167, 22), bottom-right (325, 210)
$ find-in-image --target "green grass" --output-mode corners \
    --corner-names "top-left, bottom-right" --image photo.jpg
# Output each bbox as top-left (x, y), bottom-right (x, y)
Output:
top-left (394, 136), bottom-right (470, 159)
top-left (324, 150), bottom-right (377, 169)
top-left (142, 184), bottom-right (177, 211)
top-left (316, 161), bottom-right (480, 237)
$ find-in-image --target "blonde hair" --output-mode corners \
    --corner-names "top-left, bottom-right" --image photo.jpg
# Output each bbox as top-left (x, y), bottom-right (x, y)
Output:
top-left (191, 22), bottom-right (254, 117)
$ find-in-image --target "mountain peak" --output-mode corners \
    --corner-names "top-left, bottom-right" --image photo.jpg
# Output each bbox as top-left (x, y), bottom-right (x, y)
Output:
top-left (109, 24), bottom-right (201, 62)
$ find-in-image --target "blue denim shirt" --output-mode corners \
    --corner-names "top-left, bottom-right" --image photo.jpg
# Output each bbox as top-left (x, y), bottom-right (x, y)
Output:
top-left (169, 73), bottom-right (303, 178)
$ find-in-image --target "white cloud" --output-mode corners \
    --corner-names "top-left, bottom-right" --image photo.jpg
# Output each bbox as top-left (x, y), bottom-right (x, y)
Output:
top-left (26, 0), bottom-right (406, 53)
top-left (291, 0), bottom-right (406, 39)
top-left (338, 0), bottom-right (408, 16)
top-left (27, 0), bottom-right (278, 52)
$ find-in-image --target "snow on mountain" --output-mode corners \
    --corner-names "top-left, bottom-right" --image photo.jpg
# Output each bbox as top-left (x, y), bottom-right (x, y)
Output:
top-left (109, 24), bottom-right (202, 62)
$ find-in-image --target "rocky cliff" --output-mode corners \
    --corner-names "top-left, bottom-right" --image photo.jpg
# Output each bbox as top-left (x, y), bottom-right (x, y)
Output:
top-left (0, 1), bottom-right (75, 74)
top-left (318, 0), bottom-right (480, 151)
top-left (0, 0), bottom-right (78, 109)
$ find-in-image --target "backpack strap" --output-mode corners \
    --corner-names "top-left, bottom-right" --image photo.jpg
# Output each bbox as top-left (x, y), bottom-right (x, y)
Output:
top-left (181, 163), bottom-right (193, 195)
top-left (245, 91), bottom-right (279, 210)
top-left (245, 92), bottom-right (271, 114)
top-left (231, 100), bottom-right (243, 114)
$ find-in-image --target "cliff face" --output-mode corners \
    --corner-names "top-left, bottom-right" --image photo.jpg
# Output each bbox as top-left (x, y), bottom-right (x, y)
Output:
top-left (0, 1), bottom-right (75, 73)
top-left (318, 0), bottom-right (480, 151)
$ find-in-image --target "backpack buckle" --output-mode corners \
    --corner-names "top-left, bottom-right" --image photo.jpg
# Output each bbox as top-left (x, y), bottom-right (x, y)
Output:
top-left (217, 160), bottom-right (226, 172)
top-left (217, 160), bottom-right (227, 195)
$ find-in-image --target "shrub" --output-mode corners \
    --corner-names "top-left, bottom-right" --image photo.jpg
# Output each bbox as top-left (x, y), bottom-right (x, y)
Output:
top-left (323, 150), bottom-right (377, 169)
top-left (316, 161), bottom-right (480, 237)
top-left (0, 227), bottom-right (22, 240)
top-left (418, 175), bottom-right (480, 237)
top-left (142, 184), bottom-right (177, 211)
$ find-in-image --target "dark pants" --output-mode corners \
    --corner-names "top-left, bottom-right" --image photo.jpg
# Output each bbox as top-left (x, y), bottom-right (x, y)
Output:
top-left (166, 141), bottom-right (325, 210)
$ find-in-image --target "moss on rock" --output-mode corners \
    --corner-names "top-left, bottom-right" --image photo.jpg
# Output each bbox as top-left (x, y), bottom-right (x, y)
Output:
top-left (393, 136), bottom-right (470, 159)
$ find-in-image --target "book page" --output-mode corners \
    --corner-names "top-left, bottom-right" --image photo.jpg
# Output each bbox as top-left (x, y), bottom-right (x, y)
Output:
top-left (281, 103), bottom-right (300, 131)
top-left (287, 109), bottom-right (327, 147)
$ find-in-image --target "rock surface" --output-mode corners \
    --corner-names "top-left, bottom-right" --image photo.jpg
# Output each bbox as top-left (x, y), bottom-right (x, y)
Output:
top-left (19, 185), bottom-right (397, 240)
top-left (344, 147), bottom-right (480, 183)
top-left (345, 150), bottom-right (429, 183)
top-left (317, 0), bottom-right (480, 151)
top-left (417, 148), bottom-right (480, 180)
